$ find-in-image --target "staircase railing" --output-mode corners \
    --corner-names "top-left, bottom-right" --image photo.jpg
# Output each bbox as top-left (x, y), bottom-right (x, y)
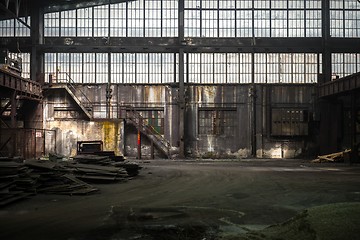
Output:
top-left (64, 72), bottom-right (92, 111)
top-left (125, 106), bottom-right (171, 158)
top-left (54, 72), bottom-right (93, 113)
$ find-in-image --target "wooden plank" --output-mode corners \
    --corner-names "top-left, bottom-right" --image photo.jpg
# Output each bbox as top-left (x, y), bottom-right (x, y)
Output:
top-left (24, 160), bottom-right (57, 170)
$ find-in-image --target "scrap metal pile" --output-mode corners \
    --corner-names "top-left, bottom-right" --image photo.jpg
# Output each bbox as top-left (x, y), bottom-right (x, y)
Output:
top-left (0, 155), bottom-right (141, 207)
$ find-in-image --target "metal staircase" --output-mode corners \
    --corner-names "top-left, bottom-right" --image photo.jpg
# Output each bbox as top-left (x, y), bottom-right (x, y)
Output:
top-left (125, 106), bottom-right (173, 159)
top-left (46, 73), bottom-right (93, 119)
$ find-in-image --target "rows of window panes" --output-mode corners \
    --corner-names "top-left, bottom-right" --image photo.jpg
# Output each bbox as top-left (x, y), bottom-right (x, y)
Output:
top-left (254, 53), bottom-right (319, 83)
top-left (2, 0), bottom-right (360, 39)
top-left (44, 53), bottom-right (177, 84)
top-left (187, 53), bottom-right (252, 83)
top-left (187, 53), bottom-right (319, 84)
top-left (184, 0), bottom-right (322, 37)
top-left (330, 0), bottom-right (360, 37)
top-left (14, 51), bottom-right (360, 84)
top-left (0, 17), bottom-right (30, 37)
top-left (44, 0), bottom-right (178, 37)
top-left (332, 53), bottom-right (360, 78)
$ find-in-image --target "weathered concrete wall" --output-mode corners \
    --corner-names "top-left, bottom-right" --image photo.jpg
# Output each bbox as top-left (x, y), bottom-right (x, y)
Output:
top-left (43, 120), bottom-right (123, 157)
top-left (254, 85), bottom-right (316, 158)
top-left (185, 85), bottom-right (251, 158)
top-left (44, 85), bottom-right (177, 158)
top-left (185, 84), bottom-right (316, 159)
top-left (44, 83), bottom-right (317, 159)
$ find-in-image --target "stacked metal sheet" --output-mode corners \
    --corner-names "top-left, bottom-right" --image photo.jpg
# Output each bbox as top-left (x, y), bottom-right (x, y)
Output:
top-left (0, 155), bottom-right (141, 207)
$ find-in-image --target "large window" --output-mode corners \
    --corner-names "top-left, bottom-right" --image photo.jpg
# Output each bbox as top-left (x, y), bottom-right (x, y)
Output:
top-left (187, 53), bottom-right (319, 84)
top-left (198, 108), bottom-right (237, 136)
top-left (44, 53), bottom-right (178, 84)
top-left (0, 18), bottom-right (30, 37)
top-left (332, 53), bottom-right (360, 78)
top-left (44, 0), bottom-right (178, 38)
top-left (187, 53), bottom-right (252, 84)
top-left (330, 0), bottom-right (360, 37)
top-left (77, 8), bottom-right (92, 37)
top-left (254, 53), bottom-right (319, 83)
top-left (44, 12), bottom-right (60, 36)
top-left (60, 10), bottom-right (76, 36)
top-left (184, 0), bottom-right (322, 38)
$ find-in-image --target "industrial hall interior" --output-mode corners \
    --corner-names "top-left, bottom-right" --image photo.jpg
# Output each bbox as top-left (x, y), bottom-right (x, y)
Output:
top-left (0, 0), bottom-right (360, 240)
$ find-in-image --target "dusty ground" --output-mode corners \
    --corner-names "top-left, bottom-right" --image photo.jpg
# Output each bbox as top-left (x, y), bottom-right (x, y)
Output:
top-left (0, 159), bottom-right (359, 240)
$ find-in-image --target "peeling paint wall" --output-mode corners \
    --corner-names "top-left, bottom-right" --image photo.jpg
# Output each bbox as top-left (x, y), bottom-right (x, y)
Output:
top-left (44, 120), bottom-right (123, 157)
top-left (185, 84), bottom-right (316, 159)
top-left (44, 83), bottom-right (317, 159)
top-left (44, 84), bottom-right (175, 157)
top-left (185, 85), bottom-right (251, 158)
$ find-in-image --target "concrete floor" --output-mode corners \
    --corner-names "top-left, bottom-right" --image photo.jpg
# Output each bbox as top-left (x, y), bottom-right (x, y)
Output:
top-left (0, 159), bottom-right (360, 240)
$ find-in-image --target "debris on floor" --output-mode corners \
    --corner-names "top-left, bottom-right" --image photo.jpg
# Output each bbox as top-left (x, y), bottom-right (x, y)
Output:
top-left (0, 160), bottom-right (34, 207)
top-left (312, 149), bottom-right (351, 163)
top-left (0, 155), bottom-right (141, 207)
top-left (221, 202), bottom-right (360, 240)
top-left (83, 206), bottom-right (222, 240)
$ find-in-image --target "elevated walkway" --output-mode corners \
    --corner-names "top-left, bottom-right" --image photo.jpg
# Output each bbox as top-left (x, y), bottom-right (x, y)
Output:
top-left (43, 73), bottom-right (93, 120)
top-left (319, 72), bottom-right (360, 98)
top-left (0, 68), bottom-right (42, 100)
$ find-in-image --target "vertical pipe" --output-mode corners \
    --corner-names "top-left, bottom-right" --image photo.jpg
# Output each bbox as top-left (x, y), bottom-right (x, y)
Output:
top-left (43, 129), bottom-right (46, 156)
top-left (34, 130), bottom-right (37, 158)
top-left (54, 129), bottom-right (57, 155)
top-left (137, 120), bottom-right (141, 159)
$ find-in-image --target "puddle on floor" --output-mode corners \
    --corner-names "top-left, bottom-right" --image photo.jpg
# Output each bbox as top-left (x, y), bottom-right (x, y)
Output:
top-left (75, 206), bottom-right (248, 240)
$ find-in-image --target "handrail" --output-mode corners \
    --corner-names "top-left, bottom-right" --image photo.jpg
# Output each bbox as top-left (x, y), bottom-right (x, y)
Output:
top-left (55, 72), bottom-right (92, 110)
top-left (64, 72), bottom-right (92, 108)
top-left (124, 105), bottom-right (171, 156)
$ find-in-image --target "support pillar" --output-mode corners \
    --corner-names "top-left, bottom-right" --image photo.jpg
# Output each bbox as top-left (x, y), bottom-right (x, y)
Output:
top-left (10, 91), bottom-right (17, 157)
top-left (30, 2), bottom-right (44, 83)
top-left (321, 0), bottom-right (331, 84)
top-left (350, 92), bottom-right (359, 163)
top-left (178, 48), bottom-right (185, 158)
top-left (178, 0), bottom-right (185, 158)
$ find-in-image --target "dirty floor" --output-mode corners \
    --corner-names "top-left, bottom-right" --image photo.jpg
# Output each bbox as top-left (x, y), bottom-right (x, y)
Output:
top-left (0, 159), bottom-right (359, 240)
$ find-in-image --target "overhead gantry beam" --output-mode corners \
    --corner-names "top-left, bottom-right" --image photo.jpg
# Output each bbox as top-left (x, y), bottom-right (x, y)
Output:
top-left (0, 68), bottom-right (42, 100)
top-left (2, 37), bottom-right (360, 54)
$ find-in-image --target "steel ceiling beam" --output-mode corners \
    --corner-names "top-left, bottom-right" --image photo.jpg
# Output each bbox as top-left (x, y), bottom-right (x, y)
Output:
top-left (0, 2), bottom-right (30, 28)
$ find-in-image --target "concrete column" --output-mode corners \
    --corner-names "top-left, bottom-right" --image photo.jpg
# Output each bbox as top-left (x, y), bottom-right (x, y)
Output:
top-left (30, 3), bottom-right (44, 83)
top-left (321, 0), bottom-right (331, 84)
top-left (178, 49), bottom-right (185, 158)
top-left (350, 92), bottom-right (359, 163)
top-left (178, 0), bottom-right (185, 158)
